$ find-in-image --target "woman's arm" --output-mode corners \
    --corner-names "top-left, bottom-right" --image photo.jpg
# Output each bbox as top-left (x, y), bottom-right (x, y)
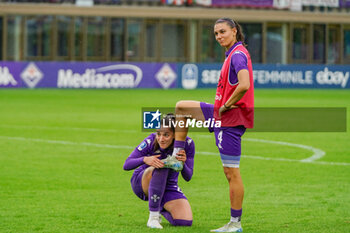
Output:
top-left (181, 155), bottom-right (194, 182)
top-left (124, 135), bottom-right (164, 170)
top-left (123, 149), bottom-right (146, 171)
top-left (225, 69), bottom-right (250, 107)
top-left (219, 52), bottom-right (250, 117)
top-left (177, 140), bottom-right (195, 181)
top-left (123, 137), bottom-right (151, 170)
top-left (124, 151), bottom-right (164, 170)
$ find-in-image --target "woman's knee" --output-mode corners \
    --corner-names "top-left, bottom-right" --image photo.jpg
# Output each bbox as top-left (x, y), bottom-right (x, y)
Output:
top-left (142, 167), bottom-right (155, 181)
top-left (175, 101), bottom-right (204, 122)
top-left (141, 167), bottom-right (155, 194)
top-left (175, 101), bottom-right (200, 112)
top-left (223, 167), bottom-right (241, 182)
top-left (175, 100), bottom-right (188, 113)
top-left (164, 199), bottom-right (193, 220)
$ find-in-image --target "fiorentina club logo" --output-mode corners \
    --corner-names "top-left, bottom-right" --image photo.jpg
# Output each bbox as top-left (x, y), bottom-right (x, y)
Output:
top-left (151, 194), bottom-right (160, 203)
top-left (20, 63), bottom-right (43, 88)
top-left (155, 63), bottom-right (176, 89)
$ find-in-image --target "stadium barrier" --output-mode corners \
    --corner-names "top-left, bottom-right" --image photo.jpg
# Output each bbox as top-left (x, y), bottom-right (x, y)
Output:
top-left (0, 61), bottom-right (349, 89)
top-left (180, 63), bottom-right (350, 89)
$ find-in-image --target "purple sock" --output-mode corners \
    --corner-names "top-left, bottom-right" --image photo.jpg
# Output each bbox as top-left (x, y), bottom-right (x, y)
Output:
top-left (173, 219), bottom-right (193, 226)
top-left (160, 210), bottom-right (175, 224)
top-left (231, 208), bottom-right (242, 222)
top-left (160, 210), bottom-right (192, 226)
top-left (148, 169), bottom-right (169, 211)
top-left (174, 140), bottom-right (186, 149)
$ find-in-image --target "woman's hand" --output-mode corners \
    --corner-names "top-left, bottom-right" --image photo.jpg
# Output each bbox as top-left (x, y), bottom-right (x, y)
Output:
top-left (219, 105), bottom-right (227, 118)
top-left (143, 155), bottom-right (164, 168)
top-left (176, 150), bottom-right (187, 163)
top-left (219, 104), bottom-right (237, 118)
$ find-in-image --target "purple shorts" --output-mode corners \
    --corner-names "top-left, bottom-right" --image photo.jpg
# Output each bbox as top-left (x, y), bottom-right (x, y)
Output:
top-left (130, 169), bottom-right (187, 205)
top-left (200, 102), bottom-right (246, 167)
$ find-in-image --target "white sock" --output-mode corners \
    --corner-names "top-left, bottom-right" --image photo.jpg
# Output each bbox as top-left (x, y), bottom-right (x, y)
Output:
top-left (230, 216), bottom-right (241, 222)
top-left (172, 147), bottom-right (182, 157)
top-left (149, 211), bottom-right (160, 218)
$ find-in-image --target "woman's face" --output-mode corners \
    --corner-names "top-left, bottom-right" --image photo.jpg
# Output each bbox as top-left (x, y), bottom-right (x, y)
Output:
top-left (214, 22), bottom-right (237, 49)
top-left (156, 128), bottom-right (174, 149)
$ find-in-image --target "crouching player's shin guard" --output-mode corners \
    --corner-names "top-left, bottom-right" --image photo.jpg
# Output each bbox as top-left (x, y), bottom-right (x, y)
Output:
top-left (147, 169), bottom-right (169, 229)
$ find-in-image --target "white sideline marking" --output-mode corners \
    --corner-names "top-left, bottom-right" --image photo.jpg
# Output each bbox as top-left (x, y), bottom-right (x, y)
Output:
top-left (244, 138), bottom-right (325, 162)
top-left (0, 124), bottom-right (137, 134)
top-left (0, 124), bottom-right (326, 161)
top-left (0, 135), bottom-right (349, 166)
top-left (0, 124), bottom-right (328, 161)
top-left (196, 152), bottom-right (349, 166)
top-left (196, 135), bottom-right (326, 162)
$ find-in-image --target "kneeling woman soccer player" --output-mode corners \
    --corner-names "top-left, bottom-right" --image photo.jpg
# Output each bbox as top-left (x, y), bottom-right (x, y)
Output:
top-left (123, 114), bottom-right (195, 229)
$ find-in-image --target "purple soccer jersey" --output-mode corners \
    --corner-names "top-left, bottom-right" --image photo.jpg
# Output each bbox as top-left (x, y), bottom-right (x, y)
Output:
top-left (123, 133), bottom-right (195, 202)
top-left (225, 42), bottom-right (249, 86)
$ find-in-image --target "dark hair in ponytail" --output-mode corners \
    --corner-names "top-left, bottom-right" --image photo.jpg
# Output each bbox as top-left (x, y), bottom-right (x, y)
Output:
top-left (153, 113), bottom-right (176, 151)
top-left (215, 17), bottom-right (247, 47)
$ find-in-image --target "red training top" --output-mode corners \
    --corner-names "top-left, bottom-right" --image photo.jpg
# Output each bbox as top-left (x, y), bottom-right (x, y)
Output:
top-left (214, 42), bottom-right (254, 128)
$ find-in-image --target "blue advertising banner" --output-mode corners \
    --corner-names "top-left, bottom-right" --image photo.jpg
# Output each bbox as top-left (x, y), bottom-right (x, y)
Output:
top-left (339, 0), bottom-right (350, 8)
top-left (0, 62), bottom-right (178, 89)
top-left (1, 61), bottom-right (349, 89)
top-left (180, 63), bottom-right (350, 89)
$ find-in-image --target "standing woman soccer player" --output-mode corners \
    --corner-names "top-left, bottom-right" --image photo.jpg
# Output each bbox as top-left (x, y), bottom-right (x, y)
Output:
top-left (168, 18), bottom-right (254, 232)
top-left (123, 114), bottom-right (195, 229)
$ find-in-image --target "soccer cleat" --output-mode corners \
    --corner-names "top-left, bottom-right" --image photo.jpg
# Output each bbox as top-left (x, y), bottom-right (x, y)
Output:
top-left (147, 215), bottom-right (163, 229)
top-left (210, 221), bottom-right (243, 232)
top-left (162, 155), bottom-right (183, 172)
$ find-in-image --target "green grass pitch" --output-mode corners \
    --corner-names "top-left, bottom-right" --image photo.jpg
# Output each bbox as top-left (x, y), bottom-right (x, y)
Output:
top-left (0, 89), bottom-right (349, 233)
